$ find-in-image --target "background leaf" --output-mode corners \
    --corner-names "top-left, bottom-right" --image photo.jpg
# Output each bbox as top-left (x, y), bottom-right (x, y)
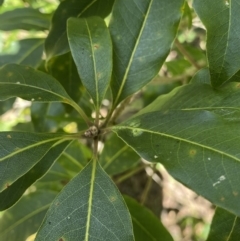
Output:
top-left (0, 8), bottom-right (51, 31)
top-left (0, 132), bottom-right (70, 193)
top-left (35, 159), bottom-right (134, 241)
top-left (124, 196), bottom-right (174, 241)
top-left (45, 0), bottom-right (115, 60)
top-left (0, 98), bottom-right (15, 115)
top-left (0, 38), bottom-right (44, 68)
top-left (67, 17), bottom-right (112, 110)
top-left (207, 207), bottom-right (240, 241)
top-left (113, 109), bottom-right (240, 217)
top-left (99, 133), bottom-right (140, 175)
top-left (0, 140), bottom-right (72, 211)
top-left (109, 0), bottom-right (184, 107)
top-left (0, 191), bottom-right (57, 241)
top-left (193, 0), bottom-right (240, 86)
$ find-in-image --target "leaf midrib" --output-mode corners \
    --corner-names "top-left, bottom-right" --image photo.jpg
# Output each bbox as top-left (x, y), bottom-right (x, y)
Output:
top-left (113, 0), bottom-right (153, 106)
top-left (226, 216), bottom-right (238, 241)
top-left (114, 126), bottom-right (240, 163)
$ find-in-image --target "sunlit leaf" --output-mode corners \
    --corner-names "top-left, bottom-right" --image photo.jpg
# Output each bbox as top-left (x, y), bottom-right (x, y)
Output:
top-left (207, 207), bottom-right (240, 241)
top-left (0, 191), bottom-right (57, 241)
top-left (0, 140), bottom-right (72, 210)
top-left (193, 0), bottom-right (240, 87)
top-left (109, 0), bottom-right (184, 107)
top-left (45, 0), bottom-right (115, 60)
top-left (100, 133), bottom-right (140, 175)
top-left (124, 196), bottom-right (174, 241)
top-left (35, 159), bottom-right (134, 241)
top-left (67, 17), bottom-right (112, 110)
top-left (113, 109), bottom-right (240, 216)
top-left (0, 8), bottom-right (51, 31)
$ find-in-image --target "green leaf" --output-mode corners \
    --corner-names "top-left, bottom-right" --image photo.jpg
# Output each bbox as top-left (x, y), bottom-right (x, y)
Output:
top-left (124, 196), bottom-right (173, 241)
top-left (47, 52), bottom-right (83, 103)
top-left (35, 159), bottom-right (134, 241)
top-left (45, 0), bottom-right (115, 60)
top-left (207, 208), bottom-right (240, 241)
top-left (0, 140), bottom-right (72, 211)
top-left (193, 0), bottom-right (240, 87)
top-left (0, 98), bottom-right (15, 115)
top-left (0, 131), bottom-right (71, 193)
top-left (113, 110), bottom-right (240, 216)
top-left (57, 140), bottom-right (92, 176)
top-left (67, 17), bottom-right (112, 110)
top-left (0, 191), bottom-right (57, 241)
top-left (99, 133), bottom-right (140, 175)
top-left (0, 64), bottom-right (74, 103)
top-left (0, 8), bottom-right (51, 31)
top-left (109, 0), bottom-right (184, 107)
top-left (0, 38), bottom-right (44, 68)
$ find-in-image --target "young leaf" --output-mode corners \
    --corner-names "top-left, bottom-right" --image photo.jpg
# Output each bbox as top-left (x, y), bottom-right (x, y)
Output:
top-left (0, 38), bottom-right (44, 68)
top-left (113, 110), bottom-right (240, 217)
top-left (193, 0), bottom-right (240, 87)
top-left (109, 0), bottom-right (184, 107)
top-left (35, 159), bottom-right (134, 241)
top-left (99, 133), bottom-right (140, 175)
top-left (45, 0), bottom-right (115, 60)
top-left (0, 8), bottom-right (51, 31)
top-left (0, 132), bottom-right (71, 193)
top-left (0, 191), bottom-right (57, 241)
top-left (0, 140), bottom-right (72, 211)
top-left (67, 17), bottom-right (112, 111)
top-left (206, 208), bottom-right (240, 241)
top-left (124, 196), bottom-right (174, 241)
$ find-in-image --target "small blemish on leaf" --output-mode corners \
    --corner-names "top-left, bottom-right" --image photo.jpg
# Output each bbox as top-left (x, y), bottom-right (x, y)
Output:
top-left (7, 72), bottom-right (13, 77)
top-left (16, 81), bottom-right (20, 84)
top-left (93, 44), bottom-right (99, 49)
top-left (220, 197), bottom-right (225, 202)
top-left (25, 66), bottom-right (30, 70)
top-left (48, 221), bottom-right (51, 225)
top-left (233, 191), bottom-right (238, 196)
top-left (6, 183), bottom-right (10, 188)
top-left (189, 149), bottom-right (196, 157)
top-left (110, 196), bottom-right (116, 202)
top-left (132, 129), bottom-right (143, 137)
top-left (7, 135), bottom-right (11, 139)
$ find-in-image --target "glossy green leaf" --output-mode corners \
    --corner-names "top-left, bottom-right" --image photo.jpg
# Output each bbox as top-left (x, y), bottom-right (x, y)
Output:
top-left (48, 52), bottom-right (83, 103)
top-left (0, 8), bottom-right (51, 31)
top-left (193, 0), bottom-right (240, 87)
top-left (124, 196), bottom-right (173, 241)
top-left (0, 38), bottom-right (44, 68)
top-left (99, 133), bottom-right (140, 175)
top-left (0, 64), bottom-right (76, 105)
top-left (207, 208), bottom-right (240, 241)
top-left (113, 110), bottom-right (240, 216)
top-left (35, 159), bottom-right (134, 241)
top-left (0, 131), bottom-right (71, 193)
top-left (57, 140), bottom-right (91, 176)
top-left (45, 0), bottom-right (115, 60)
top-left (0, 191), bottom-right (57, 241)
top-left (68, 17), bottom-right (112, 110)
top-left (0, 140), bottom-right (72, 211)
top-left (109, 0), bottom-right (184, 107)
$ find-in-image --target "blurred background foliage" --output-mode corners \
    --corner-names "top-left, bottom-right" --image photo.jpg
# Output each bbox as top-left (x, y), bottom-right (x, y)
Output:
top-left (0, 1), bottom-right (213, 241)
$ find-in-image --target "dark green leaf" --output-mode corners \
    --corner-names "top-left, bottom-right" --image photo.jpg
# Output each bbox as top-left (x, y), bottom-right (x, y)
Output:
top-left (207, 207), bottom-right (240, 241)
top-left (0, 131), bottom-right (71, 193)
top-left (0, 140), bottom-right (71, 211)
top-left (31, 102), bottom-right (65, 132)
top-left (48, 52), bottom-right (83, 103)
top-left (193, 0), bottom-right (240, 87)
top-left (0, 38), bottom-right (44, 68)
top-left (124, 196), bottom-right (174, 241)
top-left (0, 0), bottom-right (4, 6)
top-left (113, 110), bottom-right (240, 216)
top-left (183, 1), bottom-right (192, 29)
top-left (0, 191), bottom-right (57, 241)
top-left (109, 0), bottom-right (184, 107)
top-left (35, 159), bottom-right (134, 241)
top-left (0, 8), bottom-right (51, 31)
top-left (57, 140), bottom-right (91, 176)
top-left (0, 64), bottom-right (74, 105)
top-left (67, 17), bottom-right (112, 110)
top-left (45, 0), bottom-right (115, 60)
top-left (99, 133), bottom-right (140, 175)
